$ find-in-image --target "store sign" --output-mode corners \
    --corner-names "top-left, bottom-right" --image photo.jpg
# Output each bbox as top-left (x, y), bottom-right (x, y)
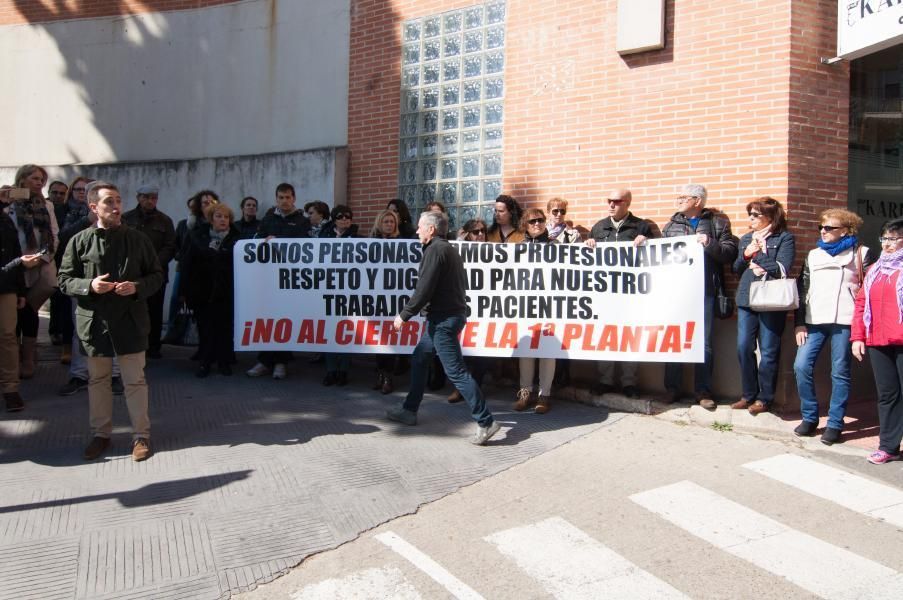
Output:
top-left (838, 1), bottom-right (903, 59)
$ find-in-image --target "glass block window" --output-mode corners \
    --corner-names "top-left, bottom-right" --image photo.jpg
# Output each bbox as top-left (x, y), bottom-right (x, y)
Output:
top-left (399, 2), bottom-right (506, 231)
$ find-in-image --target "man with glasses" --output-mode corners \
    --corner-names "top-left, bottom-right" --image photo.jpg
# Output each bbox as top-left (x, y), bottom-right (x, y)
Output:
top-left (586, 189), bottom-right (655, 398)
top-left (123, 184), bottom-right (176, 359)
top-left (661, 184), bottom-right (738, 409)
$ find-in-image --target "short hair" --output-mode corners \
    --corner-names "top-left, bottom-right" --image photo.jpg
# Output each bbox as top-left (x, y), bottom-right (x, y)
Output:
top-left (680, 184), bottom-right (708, 207)
top-left (746, 197), bottom-right (787, 234)
top-left (386, 198), bottom-right (412, 225)
top-left (419, 210), bottom-right (449, 236)
top-left (880, 218), bottom-right (903, 238)
top-left (240, 196), bottom-right (258, 209)
top-left (820, 208), bottom-right (863, 234)
top-left (370, 209), bottom-right (399, 238)
top-left (425, 200), bottom-right (447, 214)
top-left (87, 181), bottom-right (119, 204)
top-left (519, 208), bottom-right (546, 232)
top-left (275, 183), bottom-right (295, 197)
top-left (304, 201), bottom-right (330, 220)
top-left (48, 180), bottom-right (67, 191)
top-left (204, 202), bottom-right (235, 224)
top-left (14, 164), bottom-right (48, 188)
top-left (546, 197), bottom-right (568, 212)
top-left (331, 204), bottom-right (353, 220)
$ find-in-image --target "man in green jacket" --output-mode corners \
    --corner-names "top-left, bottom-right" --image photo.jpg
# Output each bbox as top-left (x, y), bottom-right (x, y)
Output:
top-left (58, 182), bottom-right (163, 462)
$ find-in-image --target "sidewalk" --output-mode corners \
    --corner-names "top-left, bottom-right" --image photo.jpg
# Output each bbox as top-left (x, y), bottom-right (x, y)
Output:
top-left (0, 339), bottom-right (621, 600)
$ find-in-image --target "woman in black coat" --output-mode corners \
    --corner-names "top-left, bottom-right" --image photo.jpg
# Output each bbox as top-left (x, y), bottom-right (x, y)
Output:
top-left (180, 202), bottom-right (239, 377)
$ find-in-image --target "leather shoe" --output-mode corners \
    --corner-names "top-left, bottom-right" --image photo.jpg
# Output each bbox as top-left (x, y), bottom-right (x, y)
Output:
top-left (748, 400), bottom-right (769, 415)
top-left (381, 376), bottom-right (394, 395)
top-left (793, 421), bottom-right (817, 437)
top-left (698, 396), bottom-right (717, 411)
top-left (821, 427), bottom-right (842, 445)
top-left (83, 436), bottom-right (110, 460)
top-left (731, 398), bottom-right (751, 410)
top-left (447, 389), bottom-right (463, 403)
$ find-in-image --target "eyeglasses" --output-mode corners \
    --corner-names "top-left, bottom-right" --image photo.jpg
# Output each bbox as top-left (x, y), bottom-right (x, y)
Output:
top-left (748, 212), bottom-right (762, 218)
top-left (527, 218), bottom-right (546, 225)
top-left (550, 208), bottom-right (566, 215)
top-left (818, 225), bottom-right (842, 232)
top-left (468, 229), bottom-right (486, 235)
top-left (335, 213), bottom-right (352, 220)
top-left (677, 196), bottom-right (698, 203)
top-left (879, 236), bottom-right (903, 244)
top-left (607, 199), bottom-right (625, 205)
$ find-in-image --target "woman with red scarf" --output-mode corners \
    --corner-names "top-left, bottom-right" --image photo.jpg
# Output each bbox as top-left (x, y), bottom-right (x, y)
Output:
top-left (852, 218), bottom-right (903, 465)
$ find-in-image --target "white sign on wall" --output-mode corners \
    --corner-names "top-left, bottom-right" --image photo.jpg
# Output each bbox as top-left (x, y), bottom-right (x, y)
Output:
top-left (838, 1), bottom-right (903, 60)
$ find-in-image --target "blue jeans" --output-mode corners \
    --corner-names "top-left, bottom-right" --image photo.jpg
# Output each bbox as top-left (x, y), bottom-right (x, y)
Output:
top-left (794, 324), bottom-right (851, 430)
top-left (737, 307), bottom-right (787, 404)
top-left (403, 314), bottom-right (494, 427)
top-left (665, 295), bottom-right (715, 395)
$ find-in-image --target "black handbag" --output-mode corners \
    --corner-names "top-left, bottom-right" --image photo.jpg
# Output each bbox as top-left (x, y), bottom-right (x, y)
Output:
top-left (713, 267), bottom-right (735, 320)
top-left (165, 302), bottom-right (199, 346)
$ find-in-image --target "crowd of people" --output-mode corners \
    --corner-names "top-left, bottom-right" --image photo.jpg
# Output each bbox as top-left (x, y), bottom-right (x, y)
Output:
top-left (1, 166), bottom-right (902, 465)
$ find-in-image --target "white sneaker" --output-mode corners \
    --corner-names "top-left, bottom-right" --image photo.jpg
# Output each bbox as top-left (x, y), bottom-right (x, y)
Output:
top-left (246, 363), bottom-right (270, 377)
top-left (272, 364), bottom-right (287, 379)
top-left (470, 420), bottom-right (502, 445)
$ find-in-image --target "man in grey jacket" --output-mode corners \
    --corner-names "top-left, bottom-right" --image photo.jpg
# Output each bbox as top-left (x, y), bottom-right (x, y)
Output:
top-left (386, 211), bottom-right (502, 445)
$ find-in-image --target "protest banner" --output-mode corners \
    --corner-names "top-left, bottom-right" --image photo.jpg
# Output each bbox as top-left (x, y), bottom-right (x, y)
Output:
top-left (234, 236), bottom-right (704, 362)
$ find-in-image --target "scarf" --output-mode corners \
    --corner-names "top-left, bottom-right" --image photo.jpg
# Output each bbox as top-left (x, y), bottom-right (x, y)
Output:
top-left (310, 218), bottom-right (331, 238)
top-left (209, 227), bottom-right (228, 250)
top-left (817, 234), bottom-right (857, 257)
top-left (12, 195), bottom-right (54, 253)
top-left (64, 198), bottom-right (89, 230)
top-left (547, 222), bottom-right (566, 241)
top-left (862, 246), bottom-right (903, 331)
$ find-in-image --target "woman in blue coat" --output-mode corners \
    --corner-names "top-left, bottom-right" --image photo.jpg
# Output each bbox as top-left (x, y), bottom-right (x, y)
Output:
top-left (731, 197), bottom-right (796, 415)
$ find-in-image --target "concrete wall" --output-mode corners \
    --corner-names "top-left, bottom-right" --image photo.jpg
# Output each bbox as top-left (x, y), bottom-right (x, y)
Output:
top-left (0, 0), bottom-right (349, 166)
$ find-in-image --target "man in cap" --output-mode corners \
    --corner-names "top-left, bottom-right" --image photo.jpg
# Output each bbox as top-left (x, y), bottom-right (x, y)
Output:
top-left (123, 184), bottom-right (175, 359)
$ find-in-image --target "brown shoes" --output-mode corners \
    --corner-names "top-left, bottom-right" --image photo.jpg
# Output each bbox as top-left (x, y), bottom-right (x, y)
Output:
top-left (132, 438), bottom-right (151, 462)
top-left (513, 388), bottom-right (532, 411)
top-left (83, 436), bottom-right (111, 460)
top-left (730, 398), bottom-right (751, 410)
top-left (534, 395), bottom-right (551, 414)
top-left (447, 389), bottom-right (464, 403)
top-left (748, 400), bottom-right (769, 416)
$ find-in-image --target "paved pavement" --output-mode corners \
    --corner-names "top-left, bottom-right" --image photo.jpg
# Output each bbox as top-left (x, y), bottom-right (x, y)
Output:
top-left (0, 340), bottom-right (622, 600)
top-left (240, 415), bottom-right (903, 600)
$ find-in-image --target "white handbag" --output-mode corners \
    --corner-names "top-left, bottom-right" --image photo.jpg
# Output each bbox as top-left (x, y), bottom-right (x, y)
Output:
top-left (748, 263), bottom-right (798, 311)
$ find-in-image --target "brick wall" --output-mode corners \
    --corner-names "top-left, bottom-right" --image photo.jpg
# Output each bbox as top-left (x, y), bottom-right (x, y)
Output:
top-left (345, 0), bottom-right (848, 236)
top-left (0, 0), bottom-right (239, 25)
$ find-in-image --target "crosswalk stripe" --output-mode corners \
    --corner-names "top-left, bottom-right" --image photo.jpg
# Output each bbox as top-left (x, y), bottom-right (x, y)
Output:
top-left (484, 516), bottom-right (690, 599)
top-left (374, 531), bottom-right (486, 600)
top-left (743, 454), bottom-right (903, 528)
top-left (289, 566), bottom-right (422, 600)
top-left (630, 480), bottom-right (903, 600)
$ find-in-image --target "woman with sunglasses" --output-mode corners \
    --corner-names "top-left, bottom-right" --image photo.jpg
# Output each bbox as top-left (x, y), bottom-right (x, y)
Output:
top-left (731, 197), bottom-right (795, 416)
top-left (793, 209), bottom-right (873, 444)
top-left (851, 218), bottom-right (903, 464)
top-left (514, 208), bottom-right (557, 414)
top-left (546, 197), bottom-right (581, 244)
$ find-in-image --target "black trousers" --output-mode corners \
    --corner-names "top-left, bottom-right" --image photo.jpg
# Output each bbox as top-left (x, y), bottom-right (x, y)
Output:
top-left (147, 284), bottom-right (166, 352)
top-left (867, 345), bottom-right (903, 454)
top-left (49, 289), bottom-right (73, 341)
top-left (196, 301), bottom-right (233, 366)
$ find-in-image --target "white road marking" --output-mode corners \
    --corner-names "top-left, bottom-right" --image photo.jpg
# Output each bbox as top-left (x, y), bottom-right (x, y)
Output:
top-left (631, 480), bottom-right (903, 599)
top-left (290, 566), bottom-right (421, 600)
top-left (375, 531), bottom-right (485, 600)
top-left (744, 453), bottom-right (903, 527)
top-left (484, 516), bottom-right (689, 599)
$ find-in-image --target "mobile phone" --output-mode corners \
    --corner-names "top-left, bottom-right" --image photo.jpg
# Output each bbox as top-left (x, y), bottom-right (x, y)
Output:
top-left (9, 188), bottom-right (30, 200)
top-left (37, 247), bottom-right (49, 256)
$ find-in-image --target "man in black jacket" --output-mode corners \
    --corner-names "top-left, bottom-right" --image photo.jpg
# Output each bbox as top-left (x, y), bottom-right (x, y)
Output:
top-left (661, 183), bottom-right (738, 409)
top-left (586, 189), bottom-right (655, 399)
top-left (0, 187), bottom-right (42, 412)
top-left (386, 211), bottom-right (502, 445)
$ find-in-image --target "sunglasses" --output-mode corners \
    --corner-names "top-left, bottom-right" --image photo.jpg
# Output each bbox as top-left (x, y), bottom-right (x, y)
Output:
top-left (607, 199), bottom-right (625, 205)
top-left (335, 213), bottom-right (352, 220)
top-left (468, 228), bottom-right (486, 235)
top-left (528, 218), bottom-right (546, 225)
top-left (550, 208), bottom-right (566, 215)
top-left (748, 212), bottom-right (762, 218)
top-left (818, 225), bottom-right (842, 232)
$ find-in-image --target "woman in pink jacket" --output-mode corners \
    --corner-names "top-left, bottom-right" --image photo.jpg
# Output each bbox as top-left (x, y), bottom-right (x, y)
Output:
top-left (852, 218), bottom-right (903, 465)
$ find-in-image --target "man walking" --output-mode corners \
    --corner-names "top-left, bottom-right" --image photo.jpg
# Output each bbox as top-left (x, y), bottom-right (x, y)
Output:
top-left (386, 211), bottom-right (502, 445)
top-left (59, 182), bottom-right (163, 461)
top-left (123, 184), bottom-right (175, 359)
top-left (661, 183), bottom-right (738, 410)
top-left (586, 188), bottom-right (655, 399)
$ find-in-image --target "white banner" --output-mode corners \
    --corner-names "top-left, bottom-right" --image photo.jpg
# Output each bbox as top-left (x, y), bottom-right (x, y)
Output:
top-left (837, 1), bottom-right (903, 60)
top-left (233, 237), bottom-right (705, 362)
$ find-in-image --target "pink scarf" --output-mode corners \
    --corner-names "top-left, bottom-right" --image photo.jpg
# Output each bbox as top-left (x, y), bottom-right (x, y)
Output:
top-left (863, 246), bottom-right (903, 331)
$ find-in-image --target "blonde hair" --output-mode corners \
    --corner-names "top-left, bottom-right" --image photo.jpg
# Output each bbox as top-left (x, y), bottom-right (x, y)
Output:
top-left (370, 209), bottom-right (399, 238)
top-left (204, 202), bottom-right (234, 224)
top-left (546, 197), bottom-right (568, 212)
top-left (820, 208), bottom-right (862, 234)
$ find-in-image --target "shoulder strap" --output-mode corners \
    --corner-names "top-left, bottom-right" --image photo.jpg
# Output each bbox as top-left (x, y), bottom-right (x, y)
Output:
top-left (856, 244), bottom-right (864, 284)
